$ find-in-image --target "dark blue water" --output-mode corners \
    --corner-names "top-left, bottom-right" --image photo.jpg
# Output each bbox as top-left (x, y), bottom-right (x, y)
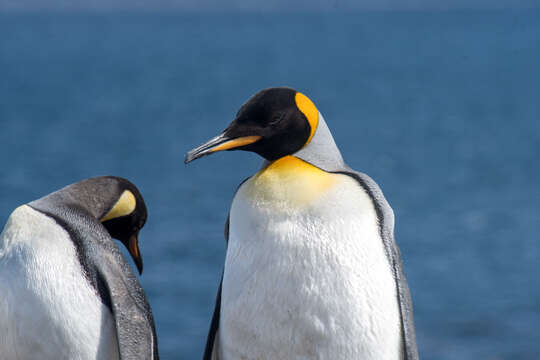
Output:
top-left (1, 10), bottom-right (539, 359)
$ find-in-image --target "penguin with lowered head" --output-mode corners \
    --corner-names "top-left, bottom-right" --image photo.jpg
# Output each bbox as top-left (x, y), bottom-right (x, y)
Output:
top-left (0, 176), bottom-right (159, 359)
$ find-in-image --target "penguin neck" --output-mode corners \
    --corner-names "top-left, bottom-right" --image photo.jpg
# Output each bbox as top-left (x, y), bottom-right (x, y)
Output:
top-left (260, 112), bottom-right (346, 172)
top-left (29, 181), bottom-right (115, 222)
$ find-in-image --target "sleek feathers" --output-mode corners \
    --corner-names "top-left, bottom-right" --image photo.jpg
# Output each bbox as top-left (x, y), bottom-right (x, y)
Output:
top-left (0, 177), bottom-right (158, 360)
top-left (187, 87), bottom-right (418, 360)
top-left (220, 163), bottom-right (403, 359)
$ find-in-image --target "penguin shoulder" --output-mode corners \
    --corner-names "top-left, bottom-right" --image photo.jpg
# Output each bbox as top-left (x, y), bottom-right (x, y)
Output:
top-left (0, 205), bottom-right (69, 258)
top-left (0, 204), bottom-right (96, 308)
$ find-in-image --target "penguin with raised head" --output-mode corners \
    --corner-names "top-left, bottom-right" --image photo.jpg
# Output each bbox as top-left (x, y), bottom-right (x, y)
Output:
top-left (186, 87), bottom-right (418, 360)
top-left (0, 176), bottom-right (159, 359)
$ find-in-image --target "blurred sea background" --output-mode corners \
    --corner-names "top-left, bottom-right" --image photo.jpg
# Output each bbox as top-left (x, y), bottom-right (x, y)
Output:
top-left (1, 4), bottom-right (540, 360)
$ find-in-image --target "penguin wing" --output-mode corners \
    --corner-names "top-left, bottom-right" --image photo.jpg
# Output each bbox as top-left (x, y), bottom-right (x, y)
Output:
top-left (96, 248), bottom-right (159, 360)
top-left (202, 214), bottom-right (228, 360)
top-left (335, 170), bottom-right (419, 360)
top-left (203, 275), bottom-right (222, 360)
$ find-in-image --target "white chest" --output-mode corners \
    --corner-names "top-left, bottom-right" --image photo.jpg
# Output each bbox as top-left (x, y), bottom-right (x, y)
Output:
top-left (0, 205), bottom-right (119, 360)
top-left (220, 168), bottom-right (402, 360)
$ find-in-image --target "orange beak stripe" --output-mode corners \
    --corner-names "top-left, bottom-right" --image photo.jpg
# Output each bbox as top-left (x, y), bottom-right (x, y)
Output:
top-left (129, 235), bottom-right (140, 259)
top-left (210, 135), bottom-right (262, 152)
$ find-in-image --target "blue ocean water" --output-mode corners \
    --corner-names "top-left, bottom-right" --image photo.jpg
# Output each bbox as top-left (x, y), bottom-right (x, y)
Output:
top-left (1, 10), bottom-right (539, 359)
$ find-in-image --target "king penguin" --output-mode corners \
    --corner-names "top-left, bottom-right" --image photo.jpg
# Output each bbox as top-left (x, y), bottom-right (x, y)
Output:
top-left (185, 87), bottom-right (419, 360)
top-left (0, 176), bottom-right (159, 359)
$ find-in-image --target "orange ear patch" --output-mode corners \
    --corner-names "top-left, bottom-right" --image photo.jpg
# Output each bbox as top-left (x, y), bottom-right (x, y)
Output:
top-left (295, 92), bottom-right (319, 146)
top-left (101, 190), bottom-right (136, 222)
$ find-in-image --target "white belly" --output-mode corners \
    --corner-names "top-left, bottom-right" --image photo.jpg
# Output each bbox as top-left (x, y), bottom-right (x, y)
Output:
top-left (0, 205), bottom-right (120, 360)
top-left (220, 173), bottom-right (402, 360)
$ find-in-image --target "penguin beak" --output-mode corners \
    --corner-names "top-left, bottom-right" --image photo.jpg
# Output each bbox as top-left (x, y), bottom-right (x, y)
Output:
top-left (185, 133), bottom-right (261, 164)
top-left (128, 233), bottom-right (144, 275)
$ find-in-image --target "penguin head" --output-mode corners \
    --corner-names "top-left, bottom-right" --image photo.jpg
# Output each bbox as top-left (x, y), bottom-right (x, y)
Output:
top-left (185, 87), bottom-right (319, 163)
top-left (99, 177), bottom-right (147, 274)
top-left (29, 176), bottom-right (147, 274)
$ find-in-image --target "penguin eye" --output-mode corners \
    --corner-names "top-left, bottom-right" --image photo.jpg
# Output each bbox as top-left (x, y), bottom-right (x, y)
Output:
top-left (268, 112), bottom-right (286, 127)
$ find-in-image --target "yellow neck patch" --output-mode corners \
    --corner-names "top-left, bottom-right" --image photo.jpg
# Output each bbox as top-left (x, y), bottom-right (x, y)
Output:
top-left (295, 92), bottom-right (319, 147)
top-left (248, 156), bottom-right (336, 207)
top-left (101, 190), bottom-right (136, 222)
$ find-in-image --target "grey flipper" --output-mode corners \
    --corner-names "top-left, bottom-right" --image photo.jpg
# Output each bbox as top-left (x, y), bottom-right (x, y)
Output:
top-left (202, 214), bottom-right (228, 360)
top-left (334, 170), bottom-right (419, 360)
top-left (202, 276), bottom-right (222, 360)
top-left (97, 249), bottom-right (159, 360)
top-left (29, 184), bottom-right (159, 359)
